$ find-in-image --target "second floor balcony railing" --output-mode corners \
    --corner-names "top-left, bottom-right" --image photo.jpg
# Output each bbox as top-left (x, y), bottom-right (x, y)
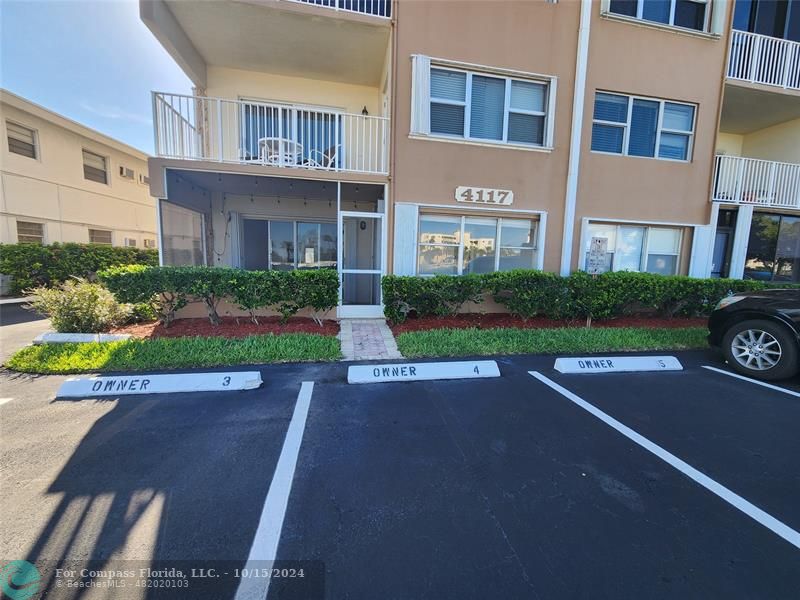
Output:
top-left (713, 155), bottom-right (800, 210)
top-left (289, 0), bottom-right (391, 18)
top-left (153, 92), bottom-right (389, 176)
top-left (727, 29), bottom-right (800, 91)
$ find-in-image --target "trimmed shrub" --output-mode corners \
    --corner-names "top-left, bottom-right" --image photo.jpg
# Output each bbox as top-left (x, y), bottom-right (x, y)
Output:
top-left (382, 270), bottom-right (800, 324)
top-left (382, 274), bottom-right (485, 324)
top-left (27, 279), bottom-right (132, 333)
top-left (99, 266), bottom-right (339, 326)
top-left (484, 270), bottom-right (571, 320)
top-left (0, 243), bottom-right (158, 295)
top-left (99, 264), bottom-right (190, 327)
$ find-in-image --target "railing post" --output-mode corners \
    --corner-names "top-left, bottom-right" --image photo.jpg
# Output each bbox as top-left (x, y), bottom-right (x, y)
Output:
top-left (334, 113), bottom-right (340, 172)
top-left (216, 99), bottom-right (224, 162)
top-left (735, 157), bottom-right (745, 204)
top-left (749, 34), bottom-right (761, 83)
top-left (151, 92), bottom-right (160, 155)
top-left (767, 161), bottom-right (778, 207)
top-left (781, 39), bottom-right (792, 88)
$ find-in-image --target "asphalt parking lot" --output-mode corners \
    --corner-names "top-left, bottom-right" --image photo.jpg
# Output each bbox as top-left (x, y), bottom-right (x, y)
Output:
top-left (1, 349), bottom-right (799, 599)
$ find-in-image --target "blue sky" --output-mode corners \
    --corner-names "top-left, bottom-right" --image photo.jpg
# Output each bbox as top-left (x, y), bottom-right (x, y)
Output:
top-left (1, 0), bottom-right (193, 153)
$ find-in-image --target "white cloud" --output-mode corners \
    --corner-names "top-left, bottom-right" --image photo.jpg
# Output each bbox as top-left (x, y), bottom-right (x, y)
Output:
top-left (79, 101), bottom-right (151, 125)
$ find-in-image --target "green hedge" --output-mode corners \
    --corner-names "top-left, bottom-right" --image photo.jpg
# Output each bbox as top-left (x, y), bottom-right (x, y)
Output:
top-left (383, 270), bottom-right (793, 324)
top-left (0, 243), bottom-right (158, 295)
top-left (99, 265), bottom-right (339, 326)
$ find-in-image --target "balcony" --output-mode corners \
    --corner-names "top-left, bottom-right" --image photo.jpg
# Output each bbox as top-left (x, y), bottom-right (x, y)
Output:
top-left (727, 30), bottom-right (800, 92)
top-left (289, 0), bottom-right (390, 18)
top-left (141, 1), bottom-right (390, 88)
top-left (713, 155), bottom-right (800, 210)
top-left (153, 93), bottom-right (389, 176)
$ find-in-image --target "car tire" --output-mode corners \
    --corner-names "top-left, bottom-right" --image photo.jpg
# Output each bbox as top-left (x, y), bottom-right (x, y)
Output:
top-left (721, 319), bottom-right (799, 381)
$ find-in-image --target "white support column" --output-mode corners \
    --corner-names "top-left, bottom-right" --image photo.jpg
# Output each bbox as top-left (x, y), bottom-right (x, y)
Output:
top-left (689, 202), bottom-right (720, 278)
top-left (156, 199), bottom-right (164, 266)
top-left (392, 203), bottom-right (419, 275)
top-left (560, 0), bottom-right (592, 276)
top-left (728, 204), bottom-right (754, 280)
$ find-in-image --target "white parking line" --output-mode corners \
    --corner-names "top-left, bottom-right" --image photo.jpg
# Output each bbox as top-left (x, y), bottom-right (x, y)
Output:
top-left (529, 371), bottom-right (800, 551)
top-left (235, 381), bottom-right (314, 600)
top-left (702, 365), bottom-right (800, 398)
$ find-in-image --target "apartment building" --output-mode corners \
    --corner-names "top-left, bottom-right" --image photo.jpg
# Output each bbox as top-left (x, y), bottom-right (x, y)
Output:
top-left (140, 0), bottom-right (799, 318)
top-left (0, 90), bottom-right (158, 249)
top-left (710, 0), bottom-right (800, 283)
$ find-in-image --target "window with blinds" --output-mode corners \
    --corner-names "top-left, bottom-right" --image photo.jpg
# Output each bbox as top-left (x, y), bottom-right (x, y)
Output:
top-left (7, 121), bottom-right (37, 159)
top-left (591, 92), bottom-right (696, 161)
top-left (83, 149), bottom-right (108, 184)
top-left (609, 0), bottom-right (709, 32)
top-left (17, 221), bottom-right (44, 244)
top-left (428, 65), bottom-right (550, 147)
top-left (89, 229), bottom-right (113, 245)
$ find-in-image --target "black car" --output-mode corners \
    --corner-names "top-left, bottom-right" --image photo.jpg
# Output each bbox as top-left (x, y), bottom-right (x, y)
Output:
top-left (708, 289), bottom-right (800, 381)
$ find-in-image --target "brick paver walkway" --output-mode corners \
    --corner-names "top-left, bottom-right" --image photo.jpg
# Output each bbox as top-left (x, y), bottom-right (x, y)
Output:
top-left (339, 319), bottom-right (403, 361)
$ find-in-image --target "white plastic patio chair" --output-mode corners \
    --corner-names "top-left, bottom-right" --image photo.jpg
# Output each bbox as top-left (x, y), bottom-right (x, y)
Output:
top-left (305, 145), bottom-right (339, 170)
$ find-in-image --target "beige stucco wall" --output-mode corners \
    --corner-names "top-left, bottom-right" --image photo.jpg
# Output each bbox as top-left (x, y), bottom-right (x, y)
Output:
top-left (740, 118), bottom-right (800, 164)
top-left (0, 98), bottom-right (156, 246)
top-left (392, 0), bottom-right (730, 275)
top-left (715, 132), bottom-right (744, 156)
top-left (391, 0), bottom-right (580, 274)
top-left (205, 66), bottom-right (382, 116)
top-left (573, 0), bottom-right (732, 269)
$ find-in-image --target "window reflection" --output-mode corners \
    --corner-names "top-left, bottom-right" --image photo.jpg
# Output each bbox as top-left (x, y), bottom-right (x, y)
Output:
top-left (747, 213), bottom-right (800, 283)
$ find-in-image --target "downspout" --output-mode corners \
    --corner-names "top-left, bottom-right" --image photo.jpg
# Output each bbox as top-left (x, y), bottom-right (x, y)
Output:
top-left (388, 0), bottom-right (399, 274)
top-left (560, 0), bottom-right (593, 276)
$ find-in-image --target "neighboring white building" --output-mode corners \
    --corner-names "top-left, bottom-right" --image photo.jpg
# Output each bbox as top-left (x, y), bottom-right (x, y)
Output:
top-left (0, 89), bottom-right (157, 248)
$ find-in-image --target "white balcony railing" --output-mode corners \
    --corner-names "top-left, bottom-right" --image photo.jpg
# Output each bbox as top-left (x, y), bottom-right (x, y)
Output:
top-left (713, 155), bottom-right (800, 210)
top-left (152, 92), bottom-right (389, 176)
top-left (727, 29), bottom-right (800, 91)
top-left (289, 0), bottom-right (391, 18)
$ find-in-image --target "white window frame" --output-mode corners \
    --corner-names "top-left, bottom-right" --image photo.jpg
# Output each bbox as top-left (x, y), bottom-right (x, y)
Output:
top-left (591, 92), bottom-right (696, 162)
top-left (6, 120), bottom-right (39, 160)
top-left (584, 222), bottom-right (684, 275)
top-left (429, 66), bottom-right (550, 147)
top-left (411, 56), bottom-right (557, 151)
top-left (609, 0), bottom-right (710, 33)
top-left (417, 214), bottom-right (539, 276)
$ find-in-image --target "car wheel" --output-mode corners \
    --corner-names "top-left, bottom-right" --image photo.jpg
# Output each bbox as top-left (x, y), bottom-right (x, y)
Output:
top-left (721, 319), bottom-right (799, 381)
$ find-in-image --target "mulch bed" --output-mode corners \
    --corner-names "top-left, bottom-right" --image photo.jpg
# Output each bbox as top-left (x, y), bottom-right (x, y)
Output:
top-left (112, 316), bottom-right (339, 339)
top-left (390, 313), bottom-right (708, 334)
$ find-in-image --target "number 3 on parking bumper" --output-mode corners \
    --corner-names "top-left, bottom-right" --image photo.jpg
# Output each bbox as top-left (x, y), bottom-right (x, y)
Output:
top-left (222, 376), bottom-right (231, 386)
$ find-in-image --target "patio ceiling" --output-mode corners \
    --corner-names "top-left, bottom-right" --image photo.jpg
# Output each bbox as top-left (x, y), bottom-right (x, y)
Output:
top-left (166, 169), bottom-right (385, 204)
top-left (154, 0), bottom-right (390, 87)
top-left (720, 83), bottom-right (800, 134)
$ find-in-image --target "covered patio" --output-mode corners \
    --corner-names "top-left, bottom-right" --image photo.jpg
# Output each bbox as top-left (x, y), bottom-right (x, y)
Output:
top-left (156, 169), bottom-right (387, 317)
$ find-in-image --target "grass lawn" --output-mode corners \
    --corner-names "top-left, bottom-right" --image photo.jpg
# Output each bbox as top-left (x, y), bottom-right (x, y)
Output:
top-left (6, 333), bottom-right (341, 374)
top-left (395, 326), bottom-right (708, 358)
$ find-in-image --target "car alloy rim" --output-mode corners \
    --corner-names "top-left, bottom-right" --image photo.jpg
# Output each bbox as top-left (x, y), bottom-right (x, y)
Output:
top-left (731, 329), bottom-right (782, 371)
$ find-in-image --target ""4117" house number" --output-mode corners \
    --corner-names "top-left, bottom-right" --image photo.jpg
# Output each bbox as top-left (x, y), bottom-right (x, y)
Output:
top-left (455, 186), bottom-right (514, 206)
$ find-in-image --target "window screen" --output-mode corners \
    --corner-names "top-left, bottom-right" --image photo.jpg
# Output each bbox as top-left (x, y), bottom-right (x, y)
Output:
top-left (83, 150), bottom-right (108, 184)
top-left (17, 221), bottom-right (44, 244)
top-left (89, 229), bottom-right (113, 245)
top-left (7, 122), bottom-right (37, 159)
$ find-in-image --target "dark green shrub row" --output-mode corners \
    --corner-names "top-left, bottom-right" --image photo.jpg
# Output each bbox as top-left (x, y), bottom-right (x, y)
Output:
top-left (383, 270), bottom-right (795, 324)
top-left (0, 243), bottom-right (158, 295)
top-left (99, 265), bottom-right (339, 326)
